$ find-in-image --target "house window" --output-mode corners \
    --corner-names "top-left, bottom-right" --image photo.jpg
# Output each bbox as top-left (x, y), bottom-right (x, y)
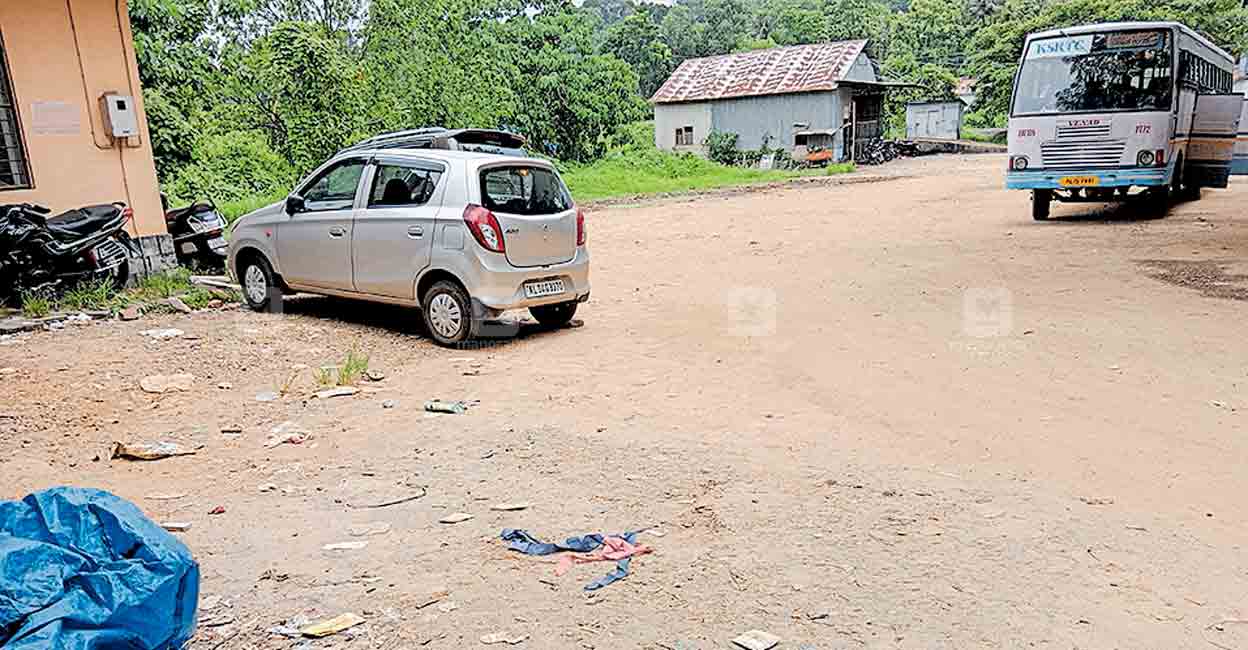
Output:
top-left (0, 34), bottom-right (31, 190)
top-left (675, 126), bottom-right (694, 146)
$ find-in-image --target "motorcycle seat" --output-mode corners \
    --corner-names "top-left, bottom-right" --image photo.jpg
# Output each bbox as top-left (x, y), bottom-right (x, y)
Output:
top-left (44, 205), bottom-right (121, 242)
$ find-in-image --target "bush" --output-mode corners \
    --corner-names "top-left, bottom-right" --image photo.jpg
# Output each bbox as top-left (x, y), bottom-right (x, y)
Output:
top-left (704, 131), bottom-right (740, 166)
top-left (164, 131), bottom-right (296, 205)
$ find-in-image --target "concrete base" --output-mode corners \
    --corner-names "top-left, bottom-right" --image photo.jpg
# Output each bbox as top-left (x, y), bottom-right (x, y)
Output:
top-left (912, 139), bottom-right (1007, 155)
top-left (126, 234), bottom-right (178, 285)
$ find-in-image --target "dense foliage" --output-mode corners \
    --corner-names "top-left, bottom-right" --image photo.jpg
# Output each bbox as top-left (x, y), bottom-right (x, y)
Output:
top-left (133, 0), bottom-right (1248, 203)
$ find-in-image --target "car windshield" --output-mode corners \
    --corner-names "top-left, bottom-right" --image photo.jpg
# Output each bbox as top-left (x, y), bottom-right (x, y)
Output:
top-left (1012, 30), bottom-right (1173, 116)
top-left (480, 166), bottom-right (571, 215)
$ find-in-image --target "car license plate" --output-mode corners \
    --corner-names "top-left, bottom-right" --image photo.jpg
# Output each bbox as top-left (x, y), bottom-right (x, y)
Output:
top-left (208, 236), bottom-right (228, 250)
top-left (1059, 175), bottom-right (1100, 187)
top-left (524, 279), bottom-right (566, 299)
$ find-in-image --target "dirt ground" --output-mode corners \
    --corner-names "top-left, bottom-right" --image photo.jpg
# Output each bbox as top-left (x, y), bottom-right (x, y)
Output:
top-left (4, 154), bottom-right (1248, 649)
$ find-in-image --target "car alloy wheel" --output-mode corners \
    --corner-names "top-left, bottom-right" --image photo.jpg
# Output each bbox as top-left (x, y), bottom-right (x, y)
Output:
top-left (244, 264), bottom-right (268, 305)
top-left (428, 292), bottom-right (464, 340)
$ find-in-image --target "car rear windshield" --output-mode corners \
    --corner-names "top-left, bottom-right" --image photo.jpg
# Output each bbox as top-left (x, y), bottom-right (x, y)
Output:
top-left (479, 166), bottom-right (571, 215)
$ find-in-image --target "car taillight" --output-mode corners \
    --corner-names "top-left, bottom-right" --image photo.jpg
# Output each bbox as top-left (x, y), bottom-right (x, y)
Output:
top-left (576, 207), bottom-right (586, 246)
top-left (1155, 149), bottom-right (1165, 166)
top-left (121, 207), bottom-right (134, 222)
top-left (463, 204), bottom-right (505, 253)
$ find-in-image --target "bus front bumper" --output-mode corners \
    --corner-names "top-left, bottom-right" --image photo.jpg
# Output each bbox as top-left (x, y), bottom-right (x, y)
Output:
top-left (1006, 168), bottom-right (1170, 190)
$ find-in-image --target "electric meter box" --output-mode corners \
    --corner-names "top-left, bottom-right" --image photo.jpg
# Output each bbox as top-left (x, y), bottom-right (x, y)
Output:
top-left (101, 94), bottom-right (139, 138)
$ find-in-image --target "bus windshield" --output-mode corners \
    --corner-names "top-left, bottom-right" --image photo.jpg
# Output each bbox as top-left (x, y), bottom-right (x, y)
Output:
top-left (1012, 30), bottom-right (1173, 116)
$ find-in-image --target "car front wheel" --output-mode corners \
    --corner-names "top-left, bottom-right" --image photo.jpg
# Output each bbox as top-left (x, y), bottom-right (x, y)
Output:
top-left (240, 256), bottom-right (276, 312)
top-left (530, 300), bottom-right (578, 328)
top-left (422, 280), bottom-right (474, 346)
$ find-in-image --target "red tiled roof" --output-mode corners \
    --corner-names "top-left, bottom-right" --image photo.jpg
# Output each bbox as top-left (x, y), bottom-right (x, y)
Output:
top-left (651, 40), bottom-right (869, 104)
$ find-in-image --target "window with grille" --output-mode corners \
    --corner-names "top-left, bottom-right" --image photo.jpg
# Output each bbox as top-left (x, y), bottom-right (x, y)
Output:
top-left (675, 126), bottom-right (694, 146)
top-left (0, 34), bottom-right (31, 190)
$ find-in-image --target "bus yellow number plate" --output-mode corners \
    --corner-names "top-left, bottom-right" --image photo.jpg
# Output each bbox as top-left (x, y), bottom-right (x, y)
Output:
top-left (1059, 175), bottom-right (1100, 187)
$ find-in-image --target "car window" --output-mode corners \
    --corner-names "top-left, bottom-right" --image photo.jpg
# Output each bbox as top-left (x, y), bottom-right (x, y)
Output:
top-left (302, 160), bottom-right (365, 212)
top-left (479, 166), bottom-right (571, 215)
top-left (368, 164), bottom-right (443, 208)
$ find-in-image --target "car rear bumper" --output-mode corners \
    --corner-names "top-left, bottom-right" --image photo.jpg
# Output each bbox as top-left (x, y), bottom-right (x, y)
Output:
top-left (458, 246), bottom-right (591, 313)
top-left (1006, 167), bottom-right (1169, 190)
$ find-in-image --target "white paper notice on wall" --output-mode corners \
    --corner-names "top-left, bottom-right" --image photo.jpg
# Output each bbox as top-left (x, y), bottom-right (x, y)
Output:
top-left (31, 101), bottom-right (81, 135)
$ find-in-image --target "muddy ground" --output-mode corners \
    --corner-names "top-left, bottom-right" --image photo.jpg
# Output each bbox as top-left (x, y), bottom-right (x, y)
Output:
top-left (4, 154), bottom-right (1248, 649)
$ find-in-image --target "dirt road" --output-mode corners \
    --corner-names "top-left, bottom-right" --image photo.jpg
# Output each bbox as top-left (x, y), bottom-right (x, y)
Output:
top-left (4, 154), bottom-right (1248, 649)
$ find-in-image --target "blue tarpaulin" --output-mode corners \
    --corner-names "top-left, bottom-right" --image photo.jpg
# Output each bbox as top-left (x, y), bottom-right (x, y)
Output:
top-left (0, 487), bottom-right (200, 650)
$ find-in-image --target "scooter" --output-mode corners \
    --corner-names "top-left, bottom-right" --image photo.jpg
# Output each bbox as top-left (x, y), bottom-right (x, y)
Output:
top-left (0, 202), bottom-right (134, 302)
top-left (163, 195), bottom-right (227, 272)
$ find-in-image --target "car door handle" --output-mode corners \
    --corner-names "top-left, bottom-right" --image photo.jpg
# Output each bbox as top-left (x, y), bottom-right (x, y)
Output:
top-left (328, 227), bottom-right (346, 238)
top-left (407, 226), bottom-right (424, 239)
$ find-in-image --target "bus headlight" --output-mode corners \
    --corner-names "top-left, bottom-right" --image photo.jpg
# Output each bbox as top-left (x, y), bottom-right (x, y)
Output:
top-left (1137, 150), bottom-right (1155, 167)
top-left (1010, 156), bottom-right (1029, 171)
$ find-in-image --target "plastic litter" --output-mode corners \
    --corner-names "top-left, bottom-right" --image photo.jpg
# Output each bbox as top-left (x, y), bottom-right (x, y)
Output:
top-left (111, 440), bottom-right (198, 461)
top-left (732, 630), bottom-right (781, 650)
top-left (301, 613), bottom-right (364, 638)
top-left (323, 541), bottom-right (369, 551)
top-left (424, 399), bottom-right (470, 414)
top-left (0, 487), bottom-right (200, 650)
top-left (481, 632), bottom-right (530, 645)
top-left (314, 387), bottom-right (359, 399)
top-left (139, 328), bottom-right (184, 340)
top-left (139, 373), bottom-right (194, 394)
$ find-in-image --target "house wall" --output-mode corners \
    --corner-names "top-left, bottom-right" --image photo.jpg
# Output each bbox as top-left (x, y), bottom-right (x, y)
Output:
top-left (0, 0), bottom-right (163, 238)
top-left (654, 101), bottom-right (713, 154)
top-left (709, 91), bottom-right (842, 152)
top-left (843, 53), bottom-right (877, 83)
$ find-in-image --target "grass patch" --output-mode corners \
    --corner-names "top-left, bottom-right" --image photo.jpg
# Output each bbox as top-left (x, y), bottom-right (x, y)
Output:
top-left (132, 268), bottom-right (195, 302)
top-left (20, 290), bottom-right (53, 319)
top-left (339, 347), bottom-right (369, 385)
top-left (60, 278), bottom-right (126, 313)
top-left (315, 347), bottom-right (370, 387)
top-left (560, 130), bottom-right (854, 202)
top-left (961, 129), bottom-right (1007, 145)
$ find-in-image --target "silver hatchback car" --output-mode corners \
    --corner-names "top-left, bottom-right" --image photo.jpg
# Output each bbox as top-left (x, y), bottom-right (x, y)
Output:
top-left (227, 149), bottom-right (590, 345)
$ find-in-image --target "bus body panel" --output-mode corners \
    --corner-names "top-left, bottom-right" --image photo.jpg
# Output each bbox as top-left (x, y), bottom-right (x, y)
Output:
top-left (1006, 112), bottom-right (1173, 190)
top-left (1187, 93), bottom-right (1242, 187)
top-left (1233, 99), bottom-right (1248, 175)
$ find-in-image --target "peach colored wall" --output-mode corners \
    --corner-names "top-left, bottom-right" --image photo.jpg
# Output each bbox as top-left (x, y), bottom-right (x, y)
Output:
top-left (0, 0), bottom-right (163, 236)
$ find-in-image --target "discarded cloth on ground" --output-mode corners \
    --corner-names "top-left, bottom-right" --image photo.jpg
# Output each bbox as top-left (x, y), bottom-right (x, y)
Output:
top-left (555, 535), bottom-right (653, 576)
top-left (0, 487), bottom-right (200, 650)
top-left (500, 528), bottom-right (650, 591)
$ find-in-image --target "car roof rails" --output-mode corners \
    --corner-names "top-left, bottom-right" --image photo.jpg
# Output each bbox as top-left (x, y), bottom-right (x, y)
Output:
top-left (340, 128), bottom-right (528, 154)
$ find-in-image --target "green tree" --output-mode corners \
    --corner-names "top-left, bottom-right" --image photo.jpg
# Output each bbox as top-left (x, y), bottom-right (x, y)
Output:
top-left (703, 0), bottom-right (752, 54)
top-left (603, 12), bottom-right (676, 97)
top-left (227, 21), bottom-right (369, 173)
top-left (582, 0), bottom-right (636, 25)
top-left (661, 4), bottom-right (711, 61)
top-left (822, 0), bottom-right (891, 48)
top-left (501, 12), bottom-right (648, 160)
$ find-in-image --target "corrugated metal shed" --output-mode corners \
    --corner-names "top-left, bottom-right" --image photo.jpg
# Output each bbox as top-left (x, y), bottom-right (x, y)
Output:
top-left (651, 40), bottom-right (869, 104)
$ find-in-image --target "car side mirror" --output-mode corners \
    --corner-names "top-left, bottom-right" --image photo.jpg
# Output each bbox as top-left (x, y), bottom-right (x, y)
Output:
top-left (285, 194), bottom-right (306, 215)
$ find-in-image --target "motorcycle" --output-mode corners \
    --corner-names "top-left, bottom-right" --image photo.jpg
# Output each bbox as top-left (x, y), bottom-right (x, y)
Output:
top-left (0, 202), bottom-right (134, 302)
top-left (163, 195), bottom-right (228, 272)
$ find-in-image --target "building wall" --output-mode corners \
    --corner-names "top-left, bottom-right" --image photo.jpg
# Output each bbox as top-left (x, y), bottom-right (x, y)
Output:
top-left (709, 91), bottom-right (842, 152)
top-left (843, 53), bottom-right (877, 83)
top-left (654, 101), bottom-right (713, 154)
top-left (0, 0), bottom-right (163, 237)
